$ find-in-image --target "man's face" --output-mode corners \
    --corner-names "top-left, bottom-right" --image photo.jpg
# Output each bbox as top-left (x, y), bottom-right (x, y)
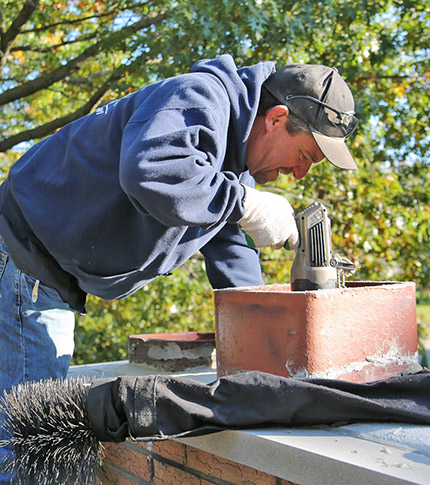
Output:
top-left (246, 106), bottom-right (325, 185)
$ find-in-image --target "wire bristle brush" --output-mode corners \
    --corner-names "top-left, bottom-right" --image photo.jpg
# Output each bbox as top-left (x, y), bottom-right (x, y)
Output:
top-left (0, 377), bottom-right (103, 485)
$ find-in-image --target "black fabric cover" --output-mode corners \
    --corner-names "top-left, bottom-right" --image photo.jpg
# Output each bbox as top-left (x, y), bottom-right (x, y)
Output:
top-left (87, 370), bottom-right (430, 443)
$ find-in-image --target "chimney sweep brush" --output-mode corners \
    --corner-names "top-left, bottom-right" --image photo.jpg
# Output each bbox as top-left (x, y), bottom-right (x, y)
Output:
top-left (0, 377), bottom-right (103, 485)
top-left (1, 370), bottom-right (429, 484)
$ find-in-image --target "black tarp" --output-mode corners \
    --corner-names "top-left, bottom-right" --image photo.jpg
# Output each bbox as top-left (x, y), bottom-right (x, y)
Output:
top-left (87, 369), bottom-right (430, 442)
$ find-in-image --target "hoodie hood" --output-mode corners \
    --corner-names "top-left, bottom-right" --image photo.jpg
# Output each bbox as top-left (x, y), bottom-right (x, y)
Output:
top-left (190, 55), bottom-right (275, 174)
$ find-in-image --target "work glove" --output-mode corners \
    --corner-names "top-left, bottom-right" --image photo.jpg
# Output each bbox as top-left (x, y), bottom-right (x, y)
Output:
top-left (238, 185), bottom-right (299, 250)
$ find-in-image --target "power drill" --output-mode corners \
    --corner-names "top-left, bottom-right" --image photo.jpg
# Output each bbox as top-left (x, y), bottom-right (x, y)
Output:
top-left (290, 201), bottom-right (355, 291)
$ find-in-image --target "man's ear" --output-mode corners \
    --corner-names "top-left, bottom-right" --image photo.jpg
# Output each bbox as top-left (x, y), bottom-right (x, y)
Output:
top-left (264, 105), bottom-right (289, 132)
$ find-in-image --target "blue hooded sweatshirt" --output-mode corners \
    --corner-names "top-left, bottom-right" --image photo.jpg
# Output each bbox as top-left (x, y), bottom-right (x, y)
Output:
top-left (0, 55), bottom-right (276, 311)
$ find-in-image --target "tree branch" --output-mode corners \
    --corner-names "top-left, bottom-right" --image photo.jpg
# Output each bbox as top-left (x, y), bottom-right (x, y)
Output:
top-left (0, 7), bottom-right (4, 41)
top-left (20, 10), bottom-right (116, 34)
top-left (0, 66), bottom-right (127, 153)
top-left (0, 0), bottom-right (39, 72)
top-left (19, 1), bottom-right (151, 34)
top-left (11, 32), bottom-right (101, 53)
top-left (0, 11), bottom-right (166, 107)
top-left (350, 74), bottom-right (414, 86)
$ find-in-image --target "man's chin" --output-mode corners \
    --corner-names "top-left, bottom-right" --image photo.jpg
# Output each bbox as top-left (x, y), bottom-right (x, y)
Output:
top-left (252, 172), bottom-right (271, 185)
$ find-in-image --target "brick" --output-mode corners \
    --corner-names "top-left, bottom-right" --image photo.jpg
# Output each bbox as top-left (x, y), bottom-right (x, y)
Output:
top-left (215, 281), bottom-right (417, 383)
top-left (116, 475), bottom-right (145, 485)
top-left (199, 478), bottom-right (219, 485)
top-left (128, 332), bottom-right (215, 371)
top-left (116, 475), bottom-right (144, 485)
top-left (100, 465), bottom-right (118, 484)
top-left (102, 442), bottom-right (152, 482)
top-left (134, 441), bottom-right (152, 453)
top-left (153, 460), bottom-right (201, 485)
top-left (101, 438), bottom-right (296, 485)
top-left (150, 439), bottom-right (187, 464)
top-left (186, 445), bottom-right (277, 484)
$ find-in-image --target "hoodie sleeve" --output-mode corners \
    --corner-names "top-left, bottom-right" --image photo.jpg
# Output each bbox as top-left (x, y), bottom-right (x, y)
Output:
top-left (200, 222), bottom-right (264, 288)
top-left (119, 95), bottom-right (245, 230)
top-left (200, 172), bottom-right (264, 288)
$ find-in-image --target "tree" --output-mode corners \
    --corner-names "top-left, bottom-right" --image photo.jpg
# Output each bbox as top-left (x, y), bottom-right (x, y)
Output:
top-left (0, 0), bottom-right (428, 363)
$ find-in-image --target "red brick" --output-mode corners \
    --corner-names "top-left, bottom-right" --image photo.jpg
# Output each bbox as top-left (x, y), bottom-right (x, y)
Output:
top-left (101, 438), bottom-right (297, 485)
top-left (153, 460), bottom-right (201, 485)
top-left (150, 439), bottom-right (187, 464)
top-left (132, 440), bottom-right (154, 454)
top-left (102, 442), bottom-right (152, 482)
top-left (216, 281), bottom-right (417, 383)
top-left (117, 475), bottom-right (143, 485)
top-left (100, 465), bottom-right (118, 484)
top-left (186, 445), bottom-right (277, 484)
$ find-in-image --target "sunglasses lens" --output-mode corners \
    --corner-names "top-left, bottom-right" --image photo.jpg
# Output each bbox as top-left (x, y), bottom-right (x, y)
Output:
top-left (285, 95), bottom-right (358, 138)
top-left (325, 108), bottom-right (358, 137)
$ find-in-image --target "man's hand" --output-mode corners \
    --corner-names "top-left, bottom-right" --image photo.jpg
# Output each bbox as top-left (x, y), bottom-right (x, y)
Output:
top-left (239, 185), bottom-right (299, 249)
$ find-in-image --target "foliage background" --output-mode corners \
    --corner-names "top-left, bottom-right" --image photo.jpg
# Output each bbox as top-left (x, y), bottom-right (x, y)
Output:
top-left (0, 0), bottom-right (428, 364)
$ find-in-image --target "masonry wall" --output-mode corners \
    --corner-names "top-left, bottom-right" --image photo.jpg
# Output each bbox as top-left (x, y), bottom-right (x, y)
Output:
top-left (102, 439), bottom-right (298, 485)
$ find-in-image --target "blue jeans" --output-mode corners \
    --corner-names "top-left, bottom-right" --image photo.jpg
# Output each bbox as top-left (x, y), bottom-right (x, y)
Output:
top-left (0, 236), bottom-right (75, 483)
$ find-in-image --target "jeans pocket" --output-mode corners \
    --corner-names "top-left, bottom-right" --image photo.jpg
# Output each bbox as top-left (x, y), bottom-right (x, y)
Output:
top-left (0, 252), bottom-right (8, 281)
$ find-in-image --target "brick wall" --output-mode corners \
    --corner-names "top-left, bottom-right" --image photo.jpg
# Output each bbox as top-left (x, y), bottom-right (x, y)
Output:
top-left (102, 439), bottom-right (298, 485)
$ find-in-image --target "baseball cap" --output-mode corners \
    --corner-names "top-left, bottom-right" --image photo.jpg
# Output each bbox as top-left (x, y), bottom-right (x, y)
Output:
top-left (263, 63), bottom-right (358, 170)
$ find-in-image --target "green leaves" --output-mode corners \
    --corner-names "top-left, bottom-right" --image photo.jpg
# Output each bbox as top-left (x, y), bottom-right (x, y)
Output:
top-left (74, 256), bottom-right (214, 365)
top-left (0, 0), bottom-right (428, 363)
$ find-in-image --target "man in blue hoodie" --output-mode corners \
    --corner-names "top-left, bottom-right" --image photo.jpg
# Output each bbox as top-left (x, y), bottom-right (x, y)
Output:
top-left (0, 54), bottom-right (357, 412)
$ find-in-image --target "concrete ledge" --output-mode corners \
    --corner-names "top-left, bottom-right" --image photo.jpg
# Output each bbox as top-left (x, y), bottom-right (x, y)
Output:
top-left (69, 361), bottom-right (430, 485)
top-left (68, 360), bottom-right (217, 382)
top-left (178, 426), bottom-right (430, 485)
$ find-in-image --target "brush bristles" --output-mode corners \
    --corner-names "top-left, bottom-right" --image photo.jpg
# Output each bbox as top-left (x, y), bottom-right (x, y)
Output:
top-left (0, 377), bottom-right (104, 485)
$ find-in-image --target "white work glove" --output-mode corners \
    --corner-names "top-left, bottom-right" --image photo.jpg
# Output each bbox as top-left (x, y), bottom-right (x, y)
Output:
top-left (239, 185), bottom-right (299, 250)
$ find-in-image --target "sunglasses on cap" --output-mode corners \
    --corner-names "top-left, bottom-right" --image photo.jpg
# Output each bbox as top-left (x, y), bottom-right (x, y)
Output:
top-left (284, 94), bottom-right (358, 139)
